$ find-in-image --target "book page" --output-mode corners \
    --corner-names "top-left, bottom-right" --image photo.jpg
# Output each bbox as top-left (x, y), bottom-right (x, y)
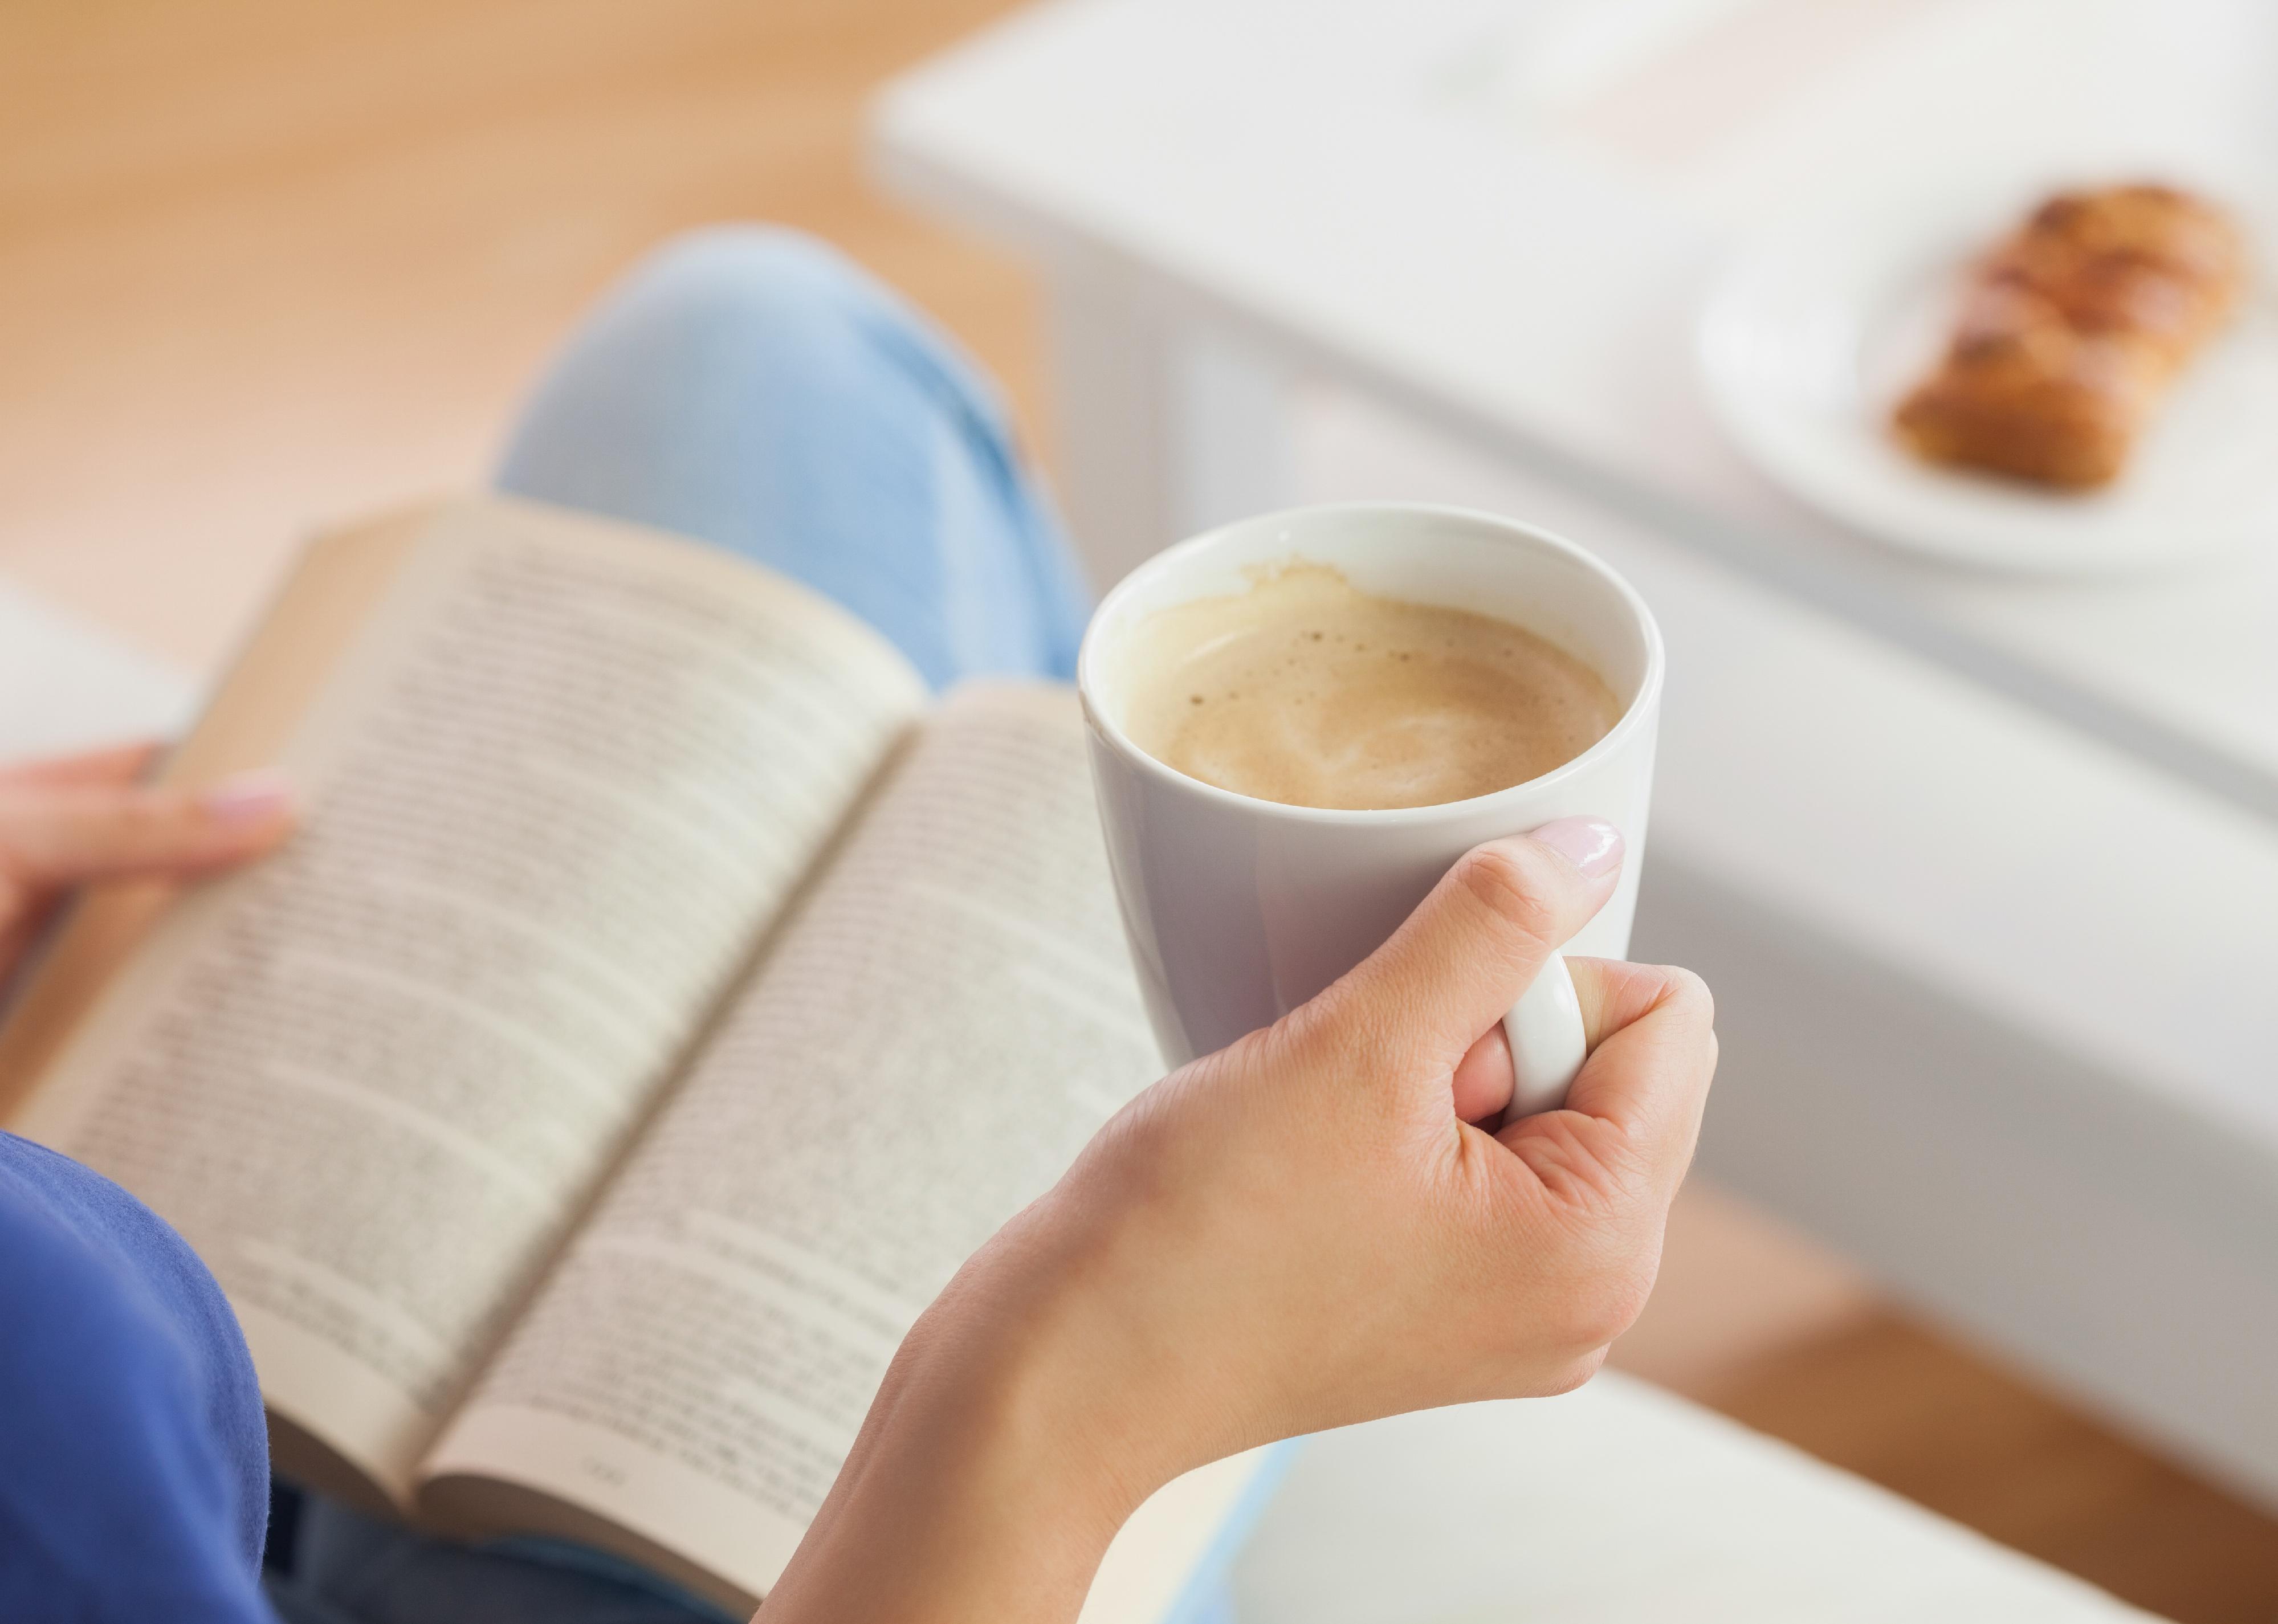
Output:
top-left (419, 683), bottom-right (1174, 1610)
top-left (10, 497), bottom-right (927, 1507)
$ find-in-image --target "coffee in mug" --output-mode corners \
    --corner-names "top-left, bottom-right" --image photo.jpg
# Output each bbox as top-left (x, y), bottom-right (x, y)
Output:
top-left (1118, 562), bottom-right (1621, 811)
top-left (1079, 503), bottom-right (1664, 1115)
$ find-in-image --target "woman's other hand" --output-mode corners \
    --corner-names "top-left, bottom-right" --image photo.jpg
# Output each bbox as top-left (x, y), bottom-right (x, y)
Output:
top-left (770, 819), bottom-right (1714, 1624)
top-left (0, 746), bottom-right (295, 978)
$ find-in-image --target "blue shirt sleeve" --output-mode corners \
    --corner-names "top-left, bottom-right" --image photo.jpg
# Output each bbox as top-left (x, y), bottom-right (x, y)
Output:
top-left (0, 1130), bottom-right (273, 1622)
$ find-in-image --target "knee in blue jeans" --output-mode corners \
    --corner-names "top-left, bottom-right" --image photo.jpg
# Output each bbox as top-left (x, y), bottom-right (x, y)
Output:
top-left (625, 225), bottom-right (872, 329)
top-left (605, 224), bottom-right (1003, 428)
top-left (498, 221), bottom-right (1084, 687)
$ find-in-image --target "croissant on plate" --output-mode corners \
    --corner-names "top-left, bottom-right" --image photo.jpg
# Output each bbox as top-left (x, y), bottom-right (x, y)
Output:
top-left (1892, 184), bottom-right (2248, 489)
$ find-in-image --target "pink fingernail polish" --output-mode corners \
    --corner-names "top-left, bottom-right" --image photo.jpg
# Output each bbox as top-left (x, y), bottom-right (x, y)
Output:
top-left (1529, 817), bottom-right (1624, 879)
top-left (201, 769), bottom-right (295, 823)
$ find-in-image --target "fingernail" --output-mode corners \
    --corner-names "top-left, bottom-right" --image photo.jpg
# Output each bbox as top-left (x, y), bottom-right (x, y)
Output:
top-left (1529, 817), bottom-right (1624, 880)
top-left (201, 769), bottom-right (295, 823)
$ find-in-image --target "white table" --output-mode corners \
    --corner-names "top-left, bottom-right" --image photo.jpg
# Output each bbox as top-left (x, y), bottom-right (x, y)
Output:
top-left (875, 0), bottom-right (2278, 1507)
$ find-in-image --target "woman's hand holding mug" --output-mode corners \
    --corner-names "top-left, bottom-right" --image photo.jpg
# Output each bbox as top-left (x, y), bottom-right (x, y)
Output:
top-left (766, 824), bottom-right (1716, 1624)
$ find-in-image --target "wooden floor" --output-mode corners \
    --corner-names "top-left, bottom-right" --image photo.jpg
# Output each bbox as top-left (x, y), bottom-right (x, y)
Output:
top-left (7, 3), bottom-right (2276, 1618)
top-left (1, 0), bottom-right (1049, 671)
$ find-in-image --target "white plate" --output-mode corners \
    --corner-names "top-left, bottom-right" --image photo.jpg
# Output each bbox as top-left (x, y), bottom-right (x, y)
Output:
top-left (1698, 181), bottom-right (2278, 576)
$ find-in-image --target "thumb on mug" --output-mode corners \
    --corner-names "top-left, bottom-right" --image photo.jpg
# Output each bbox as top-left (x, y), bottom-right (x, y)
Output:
top-left (1302, 819), bottom-right (1624, 1084)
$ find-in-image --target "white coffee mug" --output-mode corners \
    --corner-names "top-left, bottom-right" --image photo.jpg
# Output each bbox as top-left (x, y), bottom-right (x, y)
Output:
top-left (1078, 503), bottom-right (1664, 1113)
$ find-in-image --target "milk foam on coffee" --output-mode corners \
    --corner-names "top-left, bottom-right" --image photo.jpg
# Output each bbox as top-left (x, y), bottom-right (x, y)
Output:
top-left (1121, 562), bottom-right (1621, 810)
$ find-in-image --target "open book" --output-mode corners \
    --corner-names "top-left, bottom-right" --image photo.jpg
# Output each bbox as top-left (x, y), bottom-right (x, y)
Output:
top-left (0, 496), bottom-right (1270, 1620)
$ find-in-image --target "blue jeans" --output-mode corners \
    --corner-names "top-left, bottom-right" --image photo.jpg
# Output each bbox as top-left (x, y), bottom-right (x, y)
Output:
top-left (262, 227), bottom-right (1246, 1623)
top-left (500, 225), bottom-right (1088, 690)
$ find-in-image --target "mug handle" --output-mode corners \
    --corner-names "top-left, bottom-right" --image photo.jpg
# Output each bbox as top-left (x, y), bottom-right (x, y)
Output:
top-left (1503, 951), bottom-right (1587, 1116)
